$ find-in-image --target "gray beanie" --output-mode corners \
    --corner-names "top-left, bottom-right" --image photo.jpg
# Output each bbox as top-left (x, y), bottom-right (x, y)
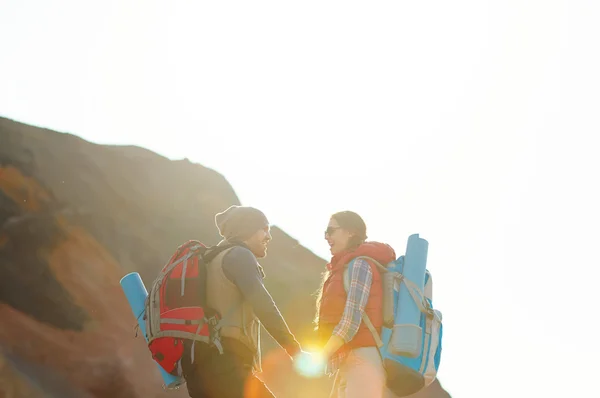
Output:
top-left (215, 205), bottom-right (269, 240)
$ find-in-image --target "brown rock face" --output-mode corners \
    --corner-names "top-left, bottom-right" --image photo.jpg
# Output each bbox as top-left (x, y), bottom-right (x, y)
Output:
top-left (0, 117), bottom-right (450, 397)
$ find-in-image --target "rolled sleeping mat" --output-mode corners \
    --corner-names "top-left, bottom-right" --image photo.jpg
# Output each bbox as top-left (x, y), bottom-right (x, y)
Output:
top-left (389, 234), bottom-right (428, 358)
top-left (120, 272), bottom-right (184, 390)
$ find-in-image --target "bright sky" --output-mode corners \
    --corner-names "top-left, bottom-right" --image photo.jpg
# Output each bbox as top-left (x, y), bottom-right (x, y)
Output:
top-left (1, 1), bottom-right (599, 397)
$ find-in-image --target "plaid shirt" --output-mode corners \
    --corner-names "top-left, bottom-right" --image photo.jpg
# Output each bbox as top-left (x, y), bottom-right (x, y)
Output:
top-left (327, 258), bottom-right (373, 374)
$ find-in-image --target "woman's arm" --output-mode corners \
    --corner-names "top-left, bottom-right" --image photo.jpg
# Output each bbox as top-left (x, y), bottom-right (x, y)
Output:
top-left (322, 258), bottom-right (373, 359)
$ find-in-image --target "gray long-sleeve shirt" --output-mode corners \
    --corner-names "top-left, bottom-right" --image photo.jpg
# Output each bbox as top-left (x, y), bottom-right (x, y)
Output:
top-left (221, 246), bottom-right (301, 357)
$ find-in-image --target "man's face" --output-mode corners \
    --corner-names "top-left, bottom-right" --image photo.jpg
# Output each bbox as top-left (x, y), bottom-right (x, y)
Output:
top-left (243, 225), bottom-right (272, 258)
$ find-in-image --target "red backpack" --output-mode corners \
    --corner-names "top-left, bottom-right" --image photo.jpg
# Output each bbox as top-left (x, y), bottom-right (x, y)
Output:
top-left (144, 240), bottom-right (239, 375)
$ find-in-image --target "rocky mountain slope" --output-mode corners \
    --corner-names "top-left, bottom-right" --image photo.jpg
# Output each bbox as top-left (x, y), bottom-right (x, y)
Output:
top-left (0, 116), bottom-right (450, 398)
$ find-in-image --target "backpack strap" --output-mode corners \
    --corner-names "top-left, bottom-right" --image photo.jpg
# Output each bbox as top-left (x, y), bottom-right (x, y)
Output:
top-left (361, 310), bottom-right (384, 348)
top-left (178, 242), bottom-right (242, 298)
top-left (352, 256), bottom-right (434, 317)
top-left (191, 242), bottom-right (248, 361)
top-left (343, 256), bottom-right (436, 349)
top-left (343, 257), bottom-right (384, 348)
top-left (353, 256), bottom-right (390, 274)
top-left (191, 243), bottom-right (243, 360)
top-left (202, 243), bottom-right (240, 263)
top-left (199, 243), bottom-right (244, 308)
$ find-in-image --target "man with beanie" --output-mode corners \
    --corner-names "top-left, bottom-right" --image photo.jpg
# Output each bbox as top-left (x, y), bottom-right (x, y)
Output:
top-left (180, 205), bottom-right (303, 398)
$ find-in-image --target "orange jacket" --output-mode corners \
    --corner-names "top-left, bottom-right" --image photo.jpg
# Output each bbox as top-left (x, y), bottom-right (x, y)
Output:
top-left (317, 242), bottom-right (396, 352)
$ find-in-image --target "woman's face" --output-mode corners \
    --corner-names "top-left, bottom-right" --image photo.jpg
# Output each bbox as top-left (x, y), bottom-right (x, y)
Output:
top-left (324, 217), bottom-right (354, 255)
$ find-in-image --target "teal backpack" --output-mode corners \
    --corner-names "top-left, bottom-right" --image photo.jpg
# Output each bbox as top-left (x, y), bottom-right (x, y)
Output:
top-left (344, 234), bottom-right (443, 397)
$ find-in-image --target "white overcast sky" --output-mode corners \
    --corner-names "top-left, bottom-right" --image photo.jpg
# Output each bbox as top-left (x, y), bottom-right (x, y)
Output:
top-left (1, 1), bottom-right (599, 397)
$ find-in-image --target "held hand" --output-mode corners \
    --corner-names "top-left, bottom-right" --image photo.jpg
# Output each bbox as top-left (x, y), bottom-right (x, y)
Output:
top-left (293, 350), bottom-right (326, 378)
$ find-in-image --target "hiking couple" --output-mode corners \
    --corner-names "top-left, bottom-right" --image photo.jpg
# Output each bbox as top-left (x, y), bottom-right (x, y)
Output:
top-left (152, 205), bottom-right (397, 398)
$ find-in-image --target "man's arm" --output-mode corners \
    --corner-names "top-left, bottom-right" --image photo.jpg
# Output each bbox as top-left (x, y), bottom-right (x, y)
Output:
top-left (222, 247), bottom-right (302, 358)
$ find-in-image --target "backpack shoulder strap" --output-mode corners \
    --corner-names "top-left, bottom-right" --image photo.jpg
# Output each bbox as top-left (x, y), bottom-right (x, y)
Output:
top-left (342, 255), bottom-right (389, 291)
top-left (343, 258), bottom-right (384, 348)
top-left (202, 243), bottom-right (241, 264)
top-left (424, 270), bottom-right (433, 301)
top-left (354, 256), bottom-right (389, 273)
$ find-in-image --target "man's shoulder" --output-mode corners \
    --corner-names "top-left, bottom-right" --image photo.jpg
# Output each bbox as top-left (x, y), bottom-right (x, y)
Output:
top-left (222, 245), bottom-right (258, 266)
top-left (221, 245), bottom-right (265, 284)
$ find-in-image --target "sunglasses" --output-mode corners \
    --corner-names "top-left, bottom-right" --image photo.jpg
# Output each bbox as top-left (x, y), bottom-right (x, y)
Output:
top-left (324, 226), bottom-right (341, 237)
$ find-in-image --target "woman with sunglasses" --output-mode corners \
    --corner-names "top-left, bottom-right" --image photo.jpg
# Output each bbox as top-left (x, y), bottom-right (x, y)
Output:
top-left (314, 211), bottom-right (397, 397)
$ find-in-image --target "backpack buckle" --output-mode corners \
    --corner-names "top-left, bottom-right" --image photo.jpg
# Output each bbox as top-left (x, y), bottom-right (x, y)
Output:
top-left (423, 299), bottom-right (435, 317)
top-left (206, 315), bottom-right (224, 354)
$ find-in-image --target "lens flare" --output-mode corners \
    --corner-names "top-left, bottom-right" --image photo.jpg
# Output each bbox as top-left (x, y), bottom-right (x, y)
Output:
top-left (293, 350), bottom-right (326, 378)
